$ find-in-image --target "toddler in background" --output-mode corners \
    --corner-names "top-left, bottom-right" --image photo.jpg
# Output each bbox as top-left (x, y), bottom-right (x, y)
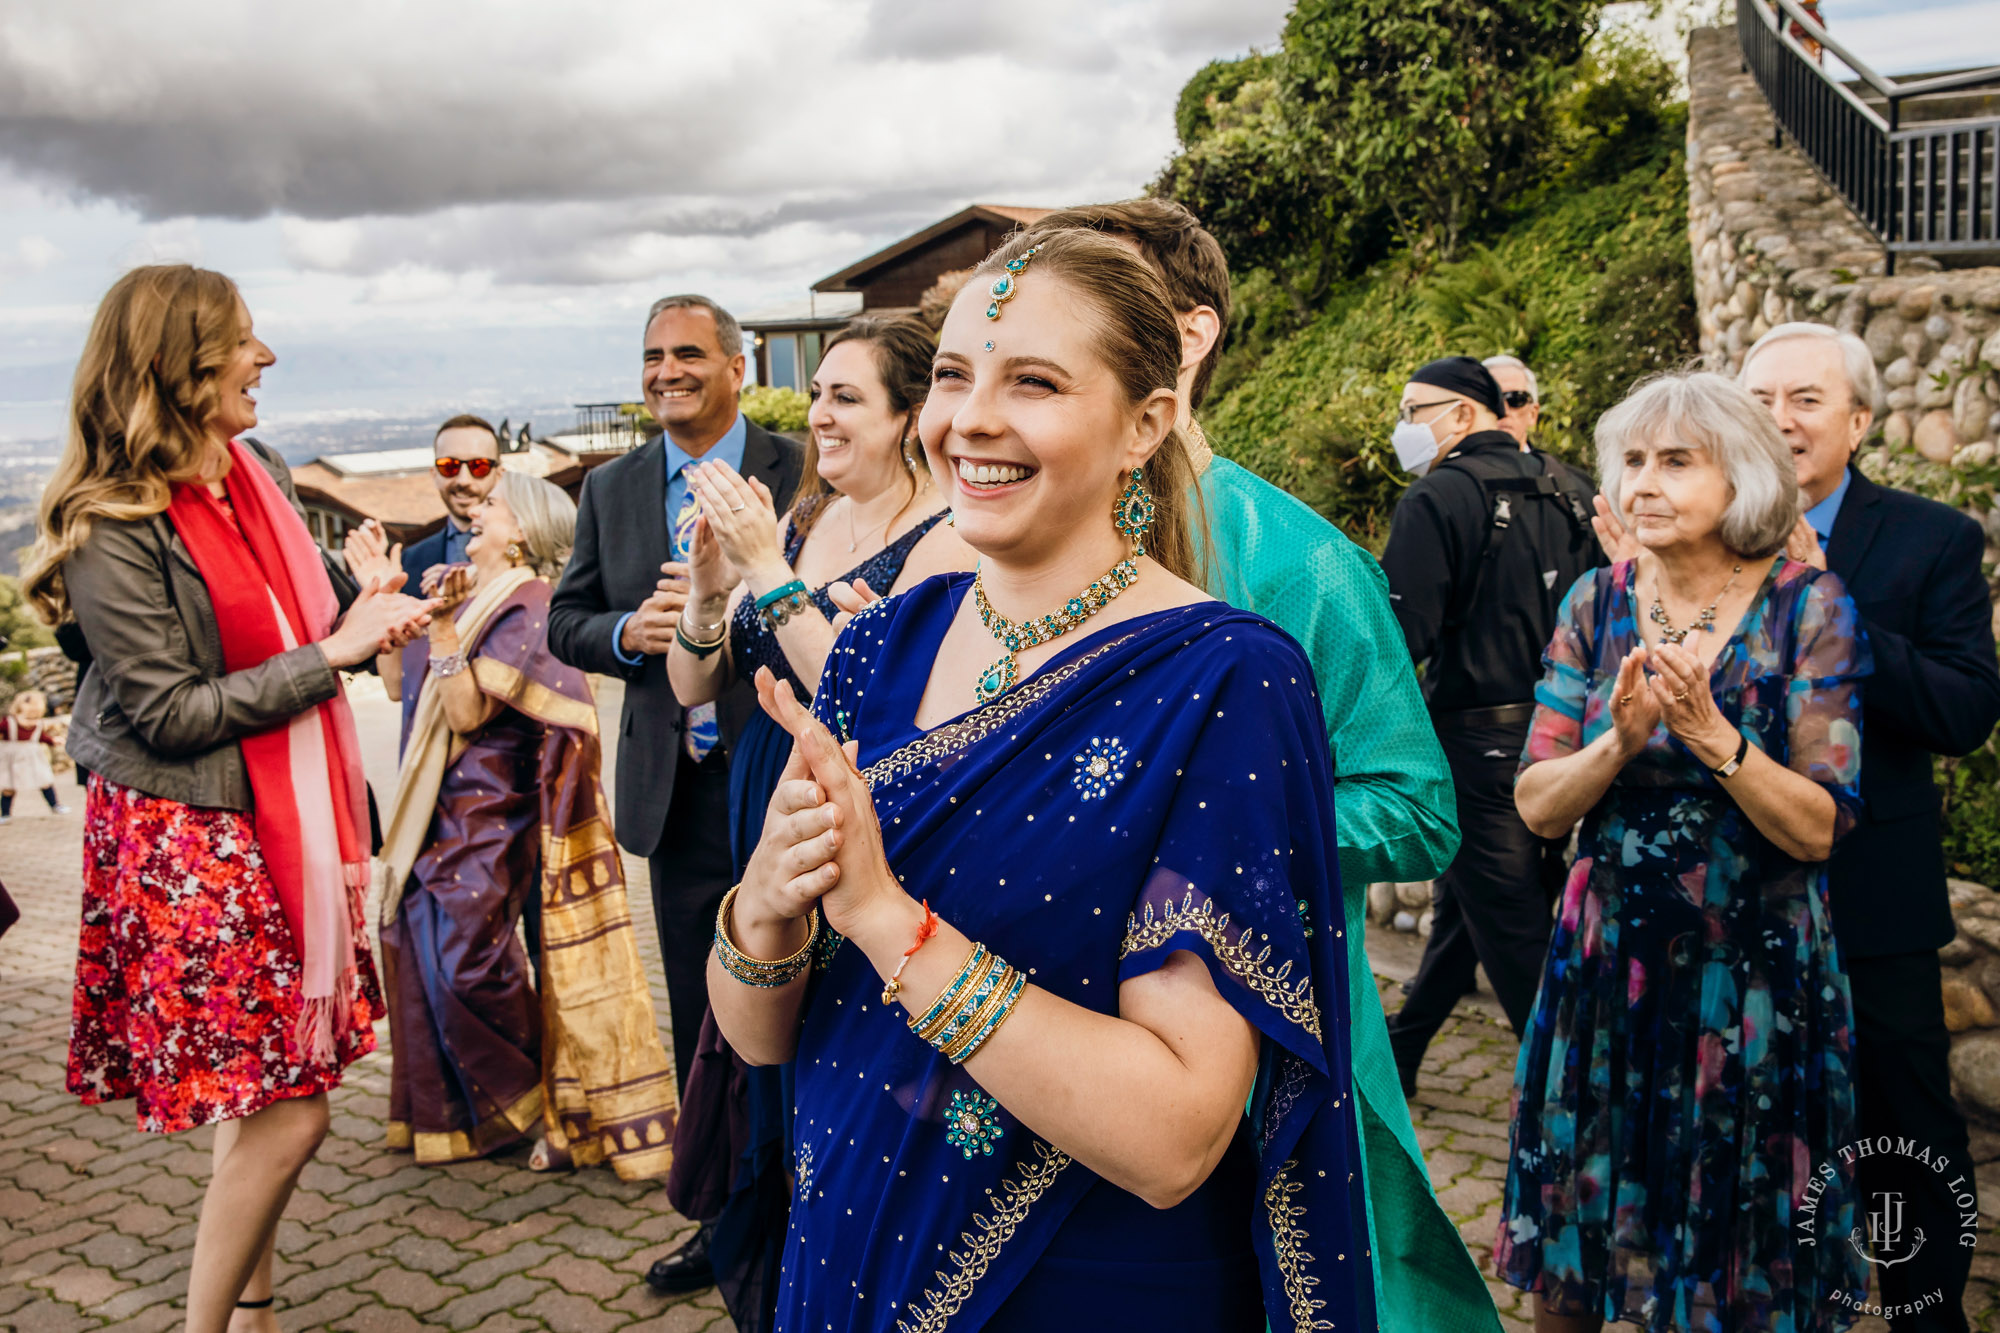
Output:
top-left (1, 690), bottom-right (70, 822)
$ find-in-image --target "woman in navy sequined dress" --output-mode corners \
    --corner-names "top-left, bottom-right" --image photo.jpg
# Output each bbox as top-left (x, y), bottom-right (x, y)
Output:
top-left (661, 315), bottom-right (971, 1327)
top-left (1497, 373), bottom-right (1871, 1332)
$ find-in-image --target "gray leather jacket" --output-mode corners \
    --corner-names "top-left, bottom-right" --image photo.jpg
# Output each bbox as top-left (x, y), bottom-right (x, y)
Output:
top-left (64, 441), bottom-right (351, 810)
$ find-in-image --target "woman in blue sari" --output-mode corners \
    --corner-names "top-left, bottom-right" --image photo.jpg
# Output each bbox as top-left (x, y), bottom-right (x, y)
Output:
top-left (707, 229), bottom-right (1385, 1332)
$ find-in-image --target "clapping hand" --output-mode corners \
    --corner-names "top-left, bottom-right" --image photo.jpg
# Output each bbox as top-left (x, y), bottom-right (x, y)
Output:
top-left (1591, 495), bottom-right (1641, 564)
top-left (343, 520), bottom-right (403, 590)
top-left (1607, 646), bottom-right (1663, 760)
top-left (619, 562), bottom-right (691, 657)
top-left (431, 565), bottom-right (476, 615)
top-left (1643, 640), bottom-right (1738, 762)
top-left (826, 579), bottom-right (881, 634)
top-left (1784, 516), bottom-right (1828, 571)
top-left (746, 667), bottom-right (901, 940)
top-left (322, 577), bottom-right (439, 668)
top-left (687, 462), bottom-right (782, 576)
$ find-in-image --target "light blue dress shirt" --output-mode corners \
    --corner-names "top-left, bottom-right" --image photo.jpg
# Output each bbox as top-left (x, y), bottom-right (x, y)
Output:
top-left (612, 414), bottom-right (748, 666)
top-left (1803, 464), bottom-right (1853, 546)
top-left (440, 518), bottom-right (473, 568)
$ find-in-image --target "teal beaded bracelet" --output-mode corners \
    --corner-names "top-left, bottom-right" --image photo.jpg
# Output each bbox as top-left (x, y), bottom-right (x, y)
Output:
top-left (753, 579), bottom-right (807, 611)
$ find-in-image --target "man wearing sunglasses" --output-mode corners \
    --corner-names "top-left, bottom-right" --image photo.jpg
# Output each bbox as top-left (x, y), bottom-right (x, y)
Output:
top-left (399, 414), bottom-right (504, 590)
top-left (1483, 354), bottom-right (1541, 447)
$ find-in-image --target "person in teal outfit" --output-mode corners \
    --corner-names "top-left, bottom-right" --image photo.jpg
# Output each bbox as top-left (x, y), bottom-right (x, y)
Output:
top-left (1026, 200), bottom-right (1491, 1332)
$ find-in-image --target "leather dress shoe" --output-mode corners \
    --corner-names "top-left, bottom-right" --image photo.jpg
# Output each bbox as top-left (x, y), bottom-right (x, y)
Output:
top-left (644, 1224), bottom-right (715, 1295)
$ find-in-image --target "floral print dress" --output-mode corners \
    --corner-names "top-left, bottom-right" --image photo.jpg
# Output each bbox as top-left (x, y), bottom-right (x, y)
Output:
top-left (68, 775), bottom-right (381, 1133)
top-left (1495, 557), bottom-right (1871, 1332)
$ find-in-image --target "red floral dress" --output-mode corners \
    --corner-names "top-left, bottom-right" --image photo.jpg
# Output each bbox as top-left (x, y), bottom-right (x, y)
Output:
top-left (67, 775), bottom-right (382, 1133)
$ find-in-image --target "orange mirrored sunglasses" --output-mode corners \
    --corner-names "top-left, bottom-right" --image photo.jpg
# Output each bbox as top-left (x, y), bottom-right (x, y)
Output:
top-left (434, 457), bottom-right (497, 479)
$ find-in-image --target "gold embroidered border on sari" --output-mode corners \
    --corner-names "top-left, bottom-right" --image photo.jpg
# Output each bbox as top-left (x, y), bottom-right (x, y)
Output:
top-left (1265, 1160), bottom-right (1336, 1331)
top-left (862, 637), bottom-right (1134, 791)
top-left (538, 798), bottom-right (677, 1180)
top-left (387, 1084), bottom-right (545, 1164)
top-left (894, 1139), bottom-right (1073, 1333)
top-left (1120, 890), bottom-right (1324, 1040)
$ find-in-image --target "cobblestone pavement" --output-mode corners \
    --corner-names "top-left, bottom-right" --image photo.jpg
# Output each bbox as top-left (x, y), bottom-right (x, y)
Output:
top-left (2, 685), bottom-right (1996, 1330)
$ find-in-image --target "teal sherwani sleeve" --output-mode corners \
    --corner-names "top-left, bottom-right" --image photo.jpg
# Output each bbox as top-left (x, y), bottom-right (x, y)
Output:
top-left (1197, 456), bottom-right (1459, 888)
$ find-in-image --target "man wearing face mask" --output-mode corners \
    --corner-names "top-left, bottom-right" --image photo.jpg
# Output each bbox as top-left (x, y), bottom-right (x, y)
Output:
top-left (1379, 356), bottom-right (1603, 1095)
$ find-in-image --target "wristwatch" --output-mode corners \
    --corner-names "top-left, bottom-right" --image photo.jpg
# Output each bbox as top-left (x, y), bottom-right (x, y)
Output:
top-left (1710, 732), bottom-right (1750, 778)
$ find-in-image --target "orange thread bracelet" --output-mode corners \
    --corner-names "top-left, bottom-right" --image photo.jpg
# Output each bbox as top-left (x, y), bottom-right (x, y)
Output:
top-left (882, 900), bottom-right (941, 1005)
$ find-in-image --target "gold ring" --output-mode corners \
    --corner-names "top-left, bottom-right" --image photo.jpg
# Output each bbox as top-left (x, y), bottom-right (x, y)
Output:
top-left (1673, 691), bottom-right (1688, 702)
top-left (1617, 694), bottom-right (1633, 705)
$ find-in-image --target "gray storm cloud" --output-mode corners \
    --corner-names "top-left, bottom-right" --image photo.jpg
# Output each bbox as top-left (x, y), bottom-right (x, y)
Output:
top-left (0, 0), bottom-right (1287, 284)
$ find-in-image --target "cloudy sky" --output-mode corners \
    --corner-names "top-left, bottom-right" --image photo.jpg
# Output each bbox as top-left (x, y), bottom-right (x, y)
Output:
top-left (0, 0), bottom-right (1990, 447)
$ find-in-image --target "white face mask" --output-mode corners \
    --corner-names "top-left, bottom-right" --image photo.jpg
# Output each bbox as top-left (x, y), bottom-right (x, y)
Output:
top-left (1392, 400), bottom-right (1467, 476)
top-left (1392, 420), bottom-right (1440, 476)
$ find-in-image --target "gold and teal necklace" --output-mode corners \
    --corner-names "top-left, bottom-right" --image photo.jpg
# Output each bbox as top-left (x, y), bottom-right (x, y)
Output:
top-left (972, 556), bottom-right (1139, 704)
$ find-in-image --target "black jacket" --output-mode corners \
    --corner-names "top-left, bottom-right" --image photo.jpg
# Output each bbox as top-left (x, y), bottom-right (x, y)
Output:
top-left (1380, 432), bottom-right (1604, 713)
top-left (1825, 466), bottom-right (2000, 958)
top-left (547, 422), bottom-right (804, 858)
top-left (64, 439), bottom-right (359, 809)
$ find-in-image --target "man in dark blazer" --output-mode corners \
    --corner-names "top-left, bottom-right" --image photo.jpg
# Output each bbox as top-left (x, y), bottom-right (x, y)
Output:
top-left (548, 295), bottom-right (802, 1293)
top-left (1745, 323), bottom-right (2000, 1332)
top-left (399, 414), bottom-right (503, 590)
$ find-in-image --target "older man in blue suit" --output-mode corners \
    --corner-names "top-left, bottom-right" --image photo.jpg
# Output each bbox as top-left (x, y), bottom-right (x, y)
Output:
top-left (1743, 324), bottom-right (1999, 1332)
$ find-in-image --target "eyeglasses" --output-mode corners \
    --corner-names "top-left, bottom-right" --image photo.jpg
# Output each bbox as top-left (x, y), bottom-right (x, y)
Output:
top-left (1397, 398), bottom-right (1461, 425)
top-left (434, 457), bottom-right (497, 479)
top-left (1502, 390), bottom-right (1537, 410)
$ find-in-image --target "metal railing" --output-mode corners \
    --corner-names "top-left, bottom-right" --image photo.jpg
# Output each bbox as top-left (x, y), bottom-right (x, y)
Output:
top-left (1737, 0), bottom-right (2000, 271)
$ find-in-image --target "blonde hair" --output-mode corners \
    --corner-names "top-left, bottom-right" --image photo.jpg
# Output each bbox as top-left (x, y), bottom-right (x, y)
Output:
top-left (967, 230), bottom-right (1208, 585)
top-left (495, 470), bottom-right (577, 582)
top-left (24, 265), bottom-right (246, 623)
top-left (1595, 371), bottom-right (1801, 559)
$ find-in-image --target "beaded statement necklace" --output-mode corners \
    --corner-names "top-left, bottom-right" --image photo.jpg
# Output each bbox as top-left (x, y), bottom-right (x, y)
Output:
top-left (972, 557), bottom-right (1139, 704)
top-left (1648, 562), bottom-right (1743, 645)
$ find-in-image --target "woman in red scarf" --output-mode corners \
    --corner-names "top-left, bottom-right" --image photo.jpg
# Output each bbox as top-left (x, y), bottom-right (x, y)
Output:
top-left (25, 265), bottom-right (435, 1333)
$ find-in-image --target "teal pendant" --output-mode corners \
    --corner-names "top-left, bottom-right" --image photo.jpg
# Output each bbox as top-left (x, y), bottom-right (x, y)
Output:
top-left (985, 302), bottom-right (1001, 319)
top-left (975, 655), bottom-right (1019, 704)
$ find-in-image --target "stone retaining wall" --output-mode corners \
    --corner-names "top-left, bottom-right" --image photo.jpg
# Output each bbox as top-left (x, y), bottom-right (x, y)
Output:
top-left (1687, 25), bottom-right (2000, 486)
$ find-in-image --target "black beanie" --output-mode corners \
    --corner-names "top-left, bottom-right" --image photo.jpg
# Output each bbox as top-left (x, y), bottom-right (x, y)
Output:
top-left (1409, 356), bottom-right (1505, 419)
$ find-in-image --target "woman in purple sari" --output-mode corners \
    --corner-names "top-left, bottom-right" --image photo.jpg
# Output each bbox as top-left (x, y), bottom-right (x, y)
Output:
top-left (359, 470), bottom-right (677, 1177)
top-left (707, 230), bottom-right (1382, 1332)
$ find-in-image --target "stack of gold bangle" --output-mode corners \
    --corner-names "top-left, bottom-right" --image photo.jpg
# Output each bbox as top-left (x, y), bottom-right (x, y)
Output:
top-left (714, 884), bottom-right (820, 987)
top-left (906, 942), bottom-right (1027, 1065)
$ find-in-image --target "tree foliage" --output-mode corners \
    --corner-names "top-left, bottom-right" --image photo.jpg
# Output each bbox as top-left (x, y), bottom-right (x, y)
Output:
top-left (1281, 0), bottom-right (1597, 258)
top-left (1158, 1), bottom-right (1606, 318)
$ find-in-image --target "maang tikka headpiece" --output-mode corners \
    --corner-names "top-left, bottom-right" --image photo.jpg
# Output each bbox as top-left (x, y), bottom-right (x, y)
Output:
top-left (984, 245), bottom-right (1041, 320)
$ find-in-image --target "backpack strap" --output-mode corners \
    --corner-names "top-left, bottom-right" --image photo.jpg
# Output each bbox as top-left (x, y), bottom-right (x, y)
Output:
top-left (1432, 451), bottom-right (1594, 631)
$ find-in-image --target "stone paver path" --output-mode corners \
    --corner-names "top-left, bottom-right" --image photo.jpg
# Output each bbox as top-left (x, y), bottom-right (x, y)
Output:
top-left (3, 685), bottom-right (1996, 1329)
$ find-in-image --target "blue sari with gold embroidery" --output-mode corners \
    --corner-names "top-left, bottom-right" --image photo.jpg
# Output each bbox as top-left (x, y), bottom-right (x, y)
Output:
top-left (776, 574), bottom-right (1375, 1332)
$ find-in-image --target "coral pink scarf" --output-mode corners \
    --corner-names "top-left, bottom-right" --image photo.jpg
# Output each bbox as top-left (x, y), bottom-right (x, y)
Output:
top-left (165, 440), bottom-right (371, 1060)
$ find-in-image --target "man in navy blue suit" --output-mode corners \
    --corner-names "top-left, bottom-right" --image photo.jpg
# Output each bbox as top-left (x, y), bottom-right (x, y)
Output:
top-left (1743, 323), bottom-right (2000, 1331)
top-left (399, 413), bottom-right (503, 590)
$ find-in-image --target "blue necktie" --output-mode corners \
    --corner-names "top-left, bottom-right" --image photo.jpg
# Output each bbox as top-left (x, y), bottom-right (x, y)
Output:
top-left (674, 485), bottom-right (719, 761)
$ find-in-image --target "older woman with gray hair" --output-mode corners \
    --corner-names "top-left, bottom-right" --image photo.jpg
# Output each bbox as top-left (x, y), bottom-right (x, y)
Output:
top-left (354, 469), bottom-right (679, 1179)
top-left (1493, 371), bottom-right (1872, 1332)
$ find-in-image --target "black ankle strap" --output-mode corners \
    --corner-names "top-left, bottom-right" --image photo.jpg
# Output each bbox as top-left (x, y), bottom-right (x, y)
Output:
top-left (236, 1297), bottom-right (275, 1309)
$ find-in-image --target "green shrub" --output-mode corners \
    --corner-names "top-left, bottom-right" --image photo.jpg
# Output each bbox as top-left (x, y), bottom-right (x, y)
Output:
top-left (739, 386), bottom-right (811, 434)
top-left (1201, 110), bottom-right (1693, 544)
top-left (1940, 741), bottom-right (2000, 888)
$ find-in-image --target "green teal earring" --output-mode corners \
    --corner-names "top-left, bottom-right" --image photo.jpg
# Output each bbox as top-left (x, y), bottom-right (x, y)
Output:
top-left (1113, 467), bottom-right (1156, 556)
